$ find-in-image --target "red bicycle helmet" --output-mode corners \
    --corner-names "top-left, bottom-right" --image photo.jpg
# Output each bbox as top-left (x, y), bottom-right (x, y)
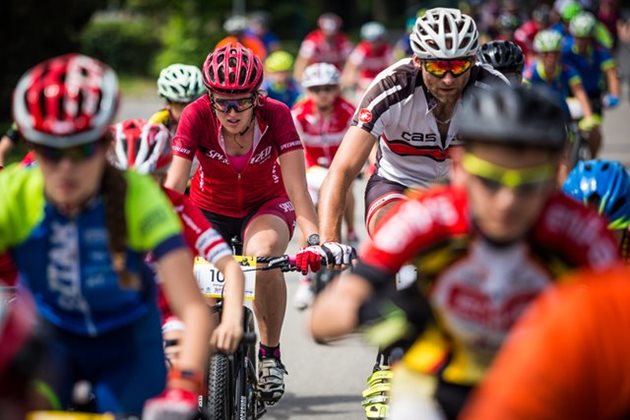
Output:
top-left (202, 43), bottom-right (264, 94)
top-left (110, 119), bottom-right (172, 175)
top-left (12, 53), bottom-right (119, 148)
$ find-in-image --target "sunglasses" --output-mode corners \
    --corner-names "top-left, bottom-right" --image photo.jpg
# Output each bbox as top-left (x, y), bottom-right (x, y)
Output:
top-left (308, 85), bottom-right (337, 94)
top-left (211, 95), bottom-right (256, 113)
top-left (462, 153), bottom-right (555, 195)
top-left (423, 58), bottom-right (473, 78)
top-left (32, 142), bottom-right (102, 164)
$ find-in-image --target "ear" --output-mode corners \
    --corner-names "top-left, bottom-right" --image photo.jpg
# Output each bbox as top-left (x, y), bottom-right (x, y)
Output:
top-left (412, 55), bottom-right (422, 68)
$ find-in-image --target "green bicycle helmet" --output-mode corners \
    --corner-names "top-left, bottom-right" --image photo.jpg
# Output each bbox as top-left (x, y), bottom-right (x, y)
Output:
top-left (533, 30), bottom-right (563, 53)
top-left (570, 12), bottom-right (596, 38)
top-left (157, 64), bottom-right (205, 103)
top-left (265, 51), bottom-right (294, 73)
top-left (561, 1), bottom-right (583, 22)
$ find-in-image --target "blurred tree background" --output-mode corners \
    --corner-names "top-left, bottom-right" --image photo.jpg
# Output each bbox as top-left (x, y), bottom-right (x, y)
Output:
top-left (2, 0), bottom-right (419, 121)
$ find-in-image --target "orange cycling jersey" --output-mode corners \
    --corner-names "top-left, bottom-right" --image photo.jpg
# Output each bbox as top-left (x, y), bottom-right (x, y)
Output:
top-left (462, 265), bottom-right (630, 420)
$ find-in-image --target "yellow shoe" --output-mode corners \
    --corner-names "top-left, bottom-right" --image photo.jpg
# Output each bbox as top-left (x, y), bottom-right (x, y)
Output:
top-left (361, 367), bottom-right (392, 419)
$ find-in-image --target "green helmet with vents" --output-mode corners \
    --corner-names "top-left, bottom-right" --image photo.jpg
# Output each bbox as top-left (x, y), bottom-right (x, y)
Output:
top-left (157, 64), bottom-right (204, 103)
top-left (570, 12), bottom-right (596, 37)
top-left (533, 30), bottom-right (563, 53)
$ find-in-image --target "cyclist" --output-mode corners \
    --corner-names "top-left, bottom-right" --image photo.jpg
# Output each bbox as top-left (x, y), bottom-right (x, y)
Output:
top-left (461, 265), bottom-right (630, 420)
top-left (309, 85), bottom-right (620, 419)
top-left (562, 159), bottom-right (630, 261)
top-left (293, 12), bottom-right (353, 82)
top-left (477, 40), bottom-right (525, 85)
top-left (307, 8), bottom-right (507, 418)
top-left (341, 21), bottom-right (393, 102)
top-left (216, 15), bottom-right (267, 60)
top-left (149, 64), bottom-right (205, 134)
top-left (562, 12), bottom-right (621, 129)
top-left (291, 62), bottom-right (357, 309)
top-left (163, 43), bottom-right (350, 406)
top-left (514, 4), bottom-right (553, 61)
top-left (109, 118), bottom-right (246, 358)
top-left (3, 53), bottom-right (211, 418)
top-left (262, 50), bottom-right (302, 108)
top-left (524, 29), bottom-right (600, 155)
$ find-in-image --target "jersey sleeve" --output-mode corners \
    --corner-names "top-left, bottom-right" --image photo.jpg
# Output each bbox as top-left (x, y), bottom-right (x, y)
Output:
top-left (168, 188), bottom-right (233, 264)
top-left (351, 71), bottom-right (398, 139)
top-left (125, 172), bottom-right (185, 259)
top-left (298, 35), bottom-right (317, 59)
top-left (270, 102), bottom-right (303, 156)
top-left (356, 191), bottom-right (462, 287)
top-left (0, 165), bottom-right (46, 252)
top-left (349, 44), bottom-right (367, 66)
top-left (565, 65), bottom-right (582, 87)
top-left (598, 48), bottom-right (615, 71)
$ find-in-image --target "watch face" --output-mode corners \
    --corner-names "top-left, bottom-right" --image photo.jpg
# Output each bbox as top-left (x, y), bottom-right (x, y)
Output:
top-left (307, 234), bottom-right (320, 246)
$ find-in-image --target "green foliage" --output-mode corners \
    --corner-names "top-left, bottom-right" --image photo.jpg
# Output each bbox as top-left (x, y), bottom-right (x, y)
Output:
top-left (80, 15), bottom-right (162, 75)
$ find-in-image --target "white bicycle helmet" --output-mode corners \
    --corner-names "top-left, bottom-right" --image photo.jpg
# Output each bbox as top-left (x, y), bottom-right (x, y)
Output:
top-left (410, 8), bottom-right (479, 59)
top-left (569, 11), bottom-right (596, 37)
top-left (361, 21), bottom-right (386, 42)
top-left (110, 119), bottom-right (172, 175)
top-left (533, 30), bottom-right (563, 53)
top-left (223, 15), bottom-right (249, 34)
top-left (302, 63), bottom-right (341, 88)
top-left (157, 64), bottom-right (204, 103)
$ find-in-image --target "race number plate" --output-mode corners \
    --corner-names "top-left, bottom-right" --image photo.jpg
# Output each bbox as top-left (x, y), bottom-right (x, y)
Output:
top-left (194, 256), bottom-right (256, 300)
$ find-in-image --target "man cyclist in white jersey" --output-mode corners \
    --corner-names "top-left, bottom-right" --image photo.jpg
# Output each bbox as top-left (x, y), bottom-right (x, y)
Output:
top-left (297, 8), bottom-right (508, 419)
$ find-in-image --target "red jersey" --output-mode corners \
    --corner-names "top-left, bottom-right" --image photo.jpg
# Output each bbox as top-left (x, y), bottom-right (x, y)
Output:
top-left (355, 186), bottom-right (620, 385)
top-left (298, 30), bottom-right (353, 70)
top-left (157, 187), bottom-right (232, 319)
top-left (291, 96), bottom-right (355, 168)
top-left (514, 20), bottom-right (541, 60)
top-left (172, 95), bottom-right (303, 217)
top-left (348, 41), bottom-right (393, 86)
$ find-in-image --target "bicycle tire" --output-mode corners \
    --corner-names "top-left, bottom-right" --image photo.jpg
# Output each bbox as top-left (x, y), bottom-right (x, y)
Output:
top-left (235, 306), bottom-right (259, 419)
top-left (207, 353), bottom-right (232, 420)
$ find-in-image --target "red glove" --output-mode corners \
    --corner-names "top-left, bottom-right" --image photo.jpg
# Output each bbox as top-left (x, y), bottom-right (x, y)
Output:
top-left (295, 246), bottom-right (325, 274)
top-left (143, 388), bottom-right (198, 420)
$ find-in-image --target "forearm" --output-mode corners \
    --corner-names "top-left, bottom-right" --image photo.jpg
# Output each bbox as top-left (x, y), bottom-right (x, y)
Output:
top-left (606, 68), bottom-right (620, 97)
top-left (164, 156), bottom-right (193, 193)
top-left (318, 169), bottom-right (354, 242)
top-left (0, 137), bottom-right (15, 167)
top-left (573, 87), bottom-right (593, 119)
top-left (216, 257), bottom-right (244, 326)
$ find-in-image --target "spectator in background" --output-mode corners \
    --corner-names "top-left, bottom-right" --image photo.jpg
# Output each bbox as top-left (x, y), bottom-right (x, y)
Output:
top-left (247, 11), bottom-right (281, 54)
top-left (262, 50), bottom-right (302, 108)
top-left (216, 15), bottom-right (267, 60)
top-left (293, 13), bottom-right (353, 83)
top-left (341, 21), bottom-right (393, 103)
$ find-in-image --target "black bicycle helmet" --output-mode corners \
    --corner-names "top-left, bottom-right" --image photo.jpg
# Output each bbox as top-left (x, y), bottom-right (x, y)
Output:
top-left (477, 40), bottom-right (525, 73)
top-left (457, 85), bottom-right (566, 151)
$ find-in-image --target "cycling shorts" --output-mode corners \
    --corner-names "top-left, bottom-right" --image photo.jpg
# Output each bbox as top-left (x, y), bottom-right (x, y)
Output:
top-left (364, 173), bottom-right (408, 232)
top-left (43, 305), bottom-right (166, 415)
top-left (202, 197), bottom-right (296, 247)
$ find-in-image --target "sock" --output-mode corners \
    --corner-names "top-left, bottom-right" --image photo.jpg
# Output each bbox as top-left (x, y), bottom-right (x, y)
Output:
top-left (259, 343), bottom-right (281, 360)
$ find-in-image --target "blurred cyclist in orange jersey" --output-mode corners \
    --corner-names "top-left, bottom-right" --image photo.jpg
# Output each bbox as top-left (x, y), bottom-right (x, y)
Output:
top-left (461, 265), bottom-right (630, 420)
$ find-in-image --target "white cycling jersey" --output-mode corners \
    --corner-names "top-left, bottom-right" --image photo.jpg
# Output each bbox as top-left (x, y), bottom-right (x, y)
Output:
top-left (353, 59), bottom-right (507, 188)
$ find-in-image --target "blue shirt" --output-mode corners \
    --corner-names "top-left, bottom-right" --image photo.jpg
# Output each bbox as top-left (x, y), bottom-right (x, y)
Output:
top-left (562, 37), bottom-right (615, 95)
top-left (262, 79), bottom-right (302, 108)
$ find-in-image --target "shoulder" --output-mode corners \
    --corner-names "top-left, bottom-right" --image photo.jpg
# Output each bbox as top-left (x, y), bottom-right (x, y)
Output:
top-left (359, 59), bottom-right (422, 106)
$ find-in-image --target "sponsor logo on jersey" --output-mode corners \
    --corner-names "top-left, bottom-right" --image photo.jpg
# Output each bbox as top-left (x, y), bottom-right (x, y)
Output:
top-left (206, 149), bottom-right (229, 165)
top-left (401, 131), bottom-right (438, 143)
top-left (358, 108), bottom-right (373, 124)
top-left (251, 146), bottom-right (273, 164)
top-left (278, 201), bottom-right (295, 213)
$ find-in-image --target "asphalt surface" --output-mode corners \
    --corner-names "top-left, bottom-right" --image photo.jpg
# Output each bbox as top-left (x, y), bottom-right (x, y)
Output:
top-left (117, 85), bottom-right (630, 420)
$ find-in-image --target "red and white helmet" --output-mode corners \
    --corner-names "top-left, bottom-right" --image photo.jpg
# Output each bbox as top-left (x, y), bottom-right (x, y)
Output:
top-left (110, 119), bottom-right (172, 175)
top-left (202, 43), bottom-right (264, 94)
top-left (12, 53), bottom-right (119, 148)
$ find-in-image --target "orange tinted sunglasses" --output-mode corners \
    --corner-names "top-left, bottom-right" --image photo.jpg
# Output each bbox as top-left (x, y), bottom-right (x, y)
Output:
top-left (423, 59), bottom-right (473, 78)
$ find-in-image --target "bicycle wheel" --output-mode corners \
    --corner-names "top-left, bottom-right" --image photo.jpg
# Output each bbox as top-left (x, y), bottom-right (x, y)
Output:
top-left (207, 353), bottom-right (232, 420)
top-left (235, 306), bottom-right (259, 419)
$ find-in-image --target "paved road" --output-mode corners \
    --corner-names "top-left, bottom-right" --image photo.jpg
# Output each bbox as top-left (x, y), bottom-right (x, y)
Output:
top-left (118, 88), bottom-right (630, 420)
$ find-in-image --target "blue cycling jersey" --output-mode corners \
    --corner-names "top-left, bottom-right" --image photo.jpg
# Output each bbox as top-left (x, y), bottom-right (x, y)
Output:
top-left (562, 37), bottom-right (615, 96)
top-left (0, 165), bottom-right (185, 336)
top-left (523, 61), bottom-right (582, 118)
top-left (262, 79), bottom-right (302, 108)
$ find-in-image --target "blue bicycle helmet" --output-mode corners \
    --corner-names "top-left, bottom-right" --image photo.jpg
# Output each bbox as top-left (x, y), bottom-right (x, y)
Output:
top-left (562, 159), bottom-right (630, 230)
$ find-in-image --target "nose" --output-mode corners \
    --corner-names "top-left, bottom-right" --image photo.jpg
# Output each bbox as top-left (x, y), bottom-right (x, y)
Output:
top-left (442, 72), bottom-right (456, 85)
top-left (493, 187), bottom-right (518, 213)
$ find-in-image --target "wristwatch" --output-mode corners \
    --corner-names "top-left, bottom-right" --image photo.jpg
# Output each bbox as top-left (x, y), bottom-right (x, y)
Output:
top-left (307, 234), bottom-right (320, 246)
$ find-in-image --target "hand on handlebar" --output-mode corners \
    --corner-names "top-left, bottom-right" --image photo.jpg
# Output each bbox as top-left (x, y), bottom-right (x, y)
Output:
top-left (578, 115), bottom-right (601, 132)
top-left (295, 242), bottom-right (355, 274)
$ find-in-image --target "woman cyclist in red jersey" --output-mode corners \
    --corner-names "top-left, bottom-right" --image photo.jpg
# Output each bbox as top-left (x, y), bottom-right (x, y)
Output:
top-left (109, 118), bottom-right (246, 359)
top-left (164, 43), bottom-right (352, 406)
top-left (3, 54), bottom-right (210, 418)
